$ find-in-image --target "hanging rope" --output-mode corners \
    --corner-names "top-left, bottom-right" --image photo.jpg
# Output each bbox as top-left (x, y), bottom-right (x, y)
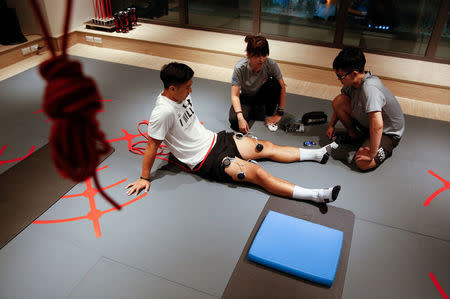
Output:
top-left (30, 0), bottom-right (120, 209)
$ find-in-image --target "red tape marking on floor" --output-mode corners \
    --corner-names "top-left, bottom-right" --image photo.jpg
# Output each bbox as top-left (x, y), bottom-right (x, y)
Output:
top-left (424, 170), bottom-right (449, 207)
top-left (429, 273), bottom-right (449, 299)
top-left (0, 145), bottom-right (36, 166)
top-left (33, 165), bottom-right (147, 238)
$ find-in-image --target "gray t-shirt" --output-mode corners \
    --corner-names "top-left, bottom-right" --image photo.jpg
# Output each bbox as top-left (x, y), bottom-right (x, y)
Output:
top-left (342, 71), bottom-right (405, 137)
top-left (231, 57), bottom-right (282, 96)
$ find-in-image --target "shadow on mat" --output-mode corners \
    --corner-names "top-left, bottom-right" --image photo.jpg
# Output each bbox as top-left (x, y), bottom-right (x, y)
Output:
top-left (157, 163), bottom-right (329, 214)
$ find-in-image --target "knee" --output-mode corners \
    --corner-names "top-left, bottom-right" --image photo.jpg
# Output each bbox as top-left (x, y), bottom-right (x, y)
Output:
top-left (355, 159), bottom-right (372, 171)
top-left (354, 152), bottom-right (375, 171)
top-left (229, 106), bottom-right (237, 121)
top-left (259, 140), bottom-right (275, 156)
top-left (229, 107), bottom-right (239, 128)
top-left (254, 167), bottom-right (272, 183)
top-left (332, 94), bottom-right (351, 111)
top-left (260, 140), bottom-right (274, 150)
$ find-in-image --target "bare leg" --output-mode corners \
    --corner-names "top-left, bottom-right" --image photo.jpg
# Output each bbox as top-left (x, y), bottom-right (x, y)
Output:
top-left (332, 94), bottom-right (358, 138)
top-left (225, 157), bottom-right (294, 197)
top-left (234, 135), bottom-right (299, 162)
top-left (234, 135), bottom-right (336, 163)
top-left (223, 157), bottom-right (340, 202)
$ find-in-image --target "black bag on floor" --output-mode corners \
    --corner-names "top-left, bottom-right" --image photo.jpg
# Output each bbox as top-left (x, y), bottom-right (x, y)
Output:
top-left (301, 111), bottom-right (327, 125)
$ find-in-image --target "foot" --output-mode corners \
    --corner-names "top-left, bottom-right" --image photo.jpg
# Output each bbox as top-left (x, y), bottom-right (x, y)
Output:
top-left (317, 185), bottom-right (341, 203)
top-left (319, 142), bottom-right (339, 164)
top-left (299, 142), bottom-right (338, 164)
top-left (267, 123), bottom-right (278, 132)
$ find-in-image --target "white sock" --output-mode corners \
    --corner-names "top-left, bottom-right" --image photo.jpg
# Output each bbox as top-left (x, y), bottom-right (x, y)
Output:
top-left (292, 185), bottom-right (341, 203)
top-left (299, 142), bottom-right (338, 164)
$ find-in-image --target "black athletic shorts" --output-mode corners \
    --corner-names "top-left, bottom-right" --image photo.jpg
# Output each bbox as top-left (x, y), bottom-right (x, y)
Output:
top-left (353, 120), bottom-right (401, 167)
top-left (360, 134), bottom-right (400, 166)
top-left (194, 131), bottom-right (242, 182)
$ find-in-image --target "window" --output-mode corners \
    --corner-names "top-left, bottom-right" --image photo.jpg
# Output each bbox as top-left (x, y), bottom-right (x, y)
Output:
top-left (111, 0), bottom-right (179, 23)
top-left (107, 0), bottom-right (449, 62)
top-left (188, 0), bottom-right (253, 32)
top-left (261, 0), bottom-right (339, 43)
top-left (436, 10), bottom-right (450, 59)
top-left (343, 0), bottom-right (441, 55)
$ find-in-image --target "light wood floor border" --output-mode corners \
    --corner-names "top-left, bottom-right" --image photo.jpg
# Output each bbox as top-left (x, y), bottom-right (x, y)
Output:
top-left (71, 31), bottom-right (450, 107)
top-left (0, 32), bottom-right (81, 70)
top-left (1, 44), bottom-right (448, 122)
top-left (0, 35), bottom-right (43, 54)
top-left (74, 23), bottom-right (450, 88)
top-left (0, 36), bottom-right (46, 69)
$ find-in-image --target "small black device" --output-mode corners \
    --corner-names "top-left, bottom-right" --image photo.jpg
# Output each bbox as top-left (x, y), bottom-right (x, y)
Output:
top-left (256, 143), bottom-right (264, 152)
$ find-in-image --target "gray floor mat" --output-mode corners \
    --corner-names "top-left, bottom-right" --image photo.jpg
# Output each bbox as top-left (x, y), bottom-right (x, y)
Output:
top-left (0, 56), bottom-right (449, 298)
top-left (0, 143), bottom-right (114, 249)
top-left (67, 258), bottom-right (216, 299)
top-left (0, 67), bottom-right (49, 174)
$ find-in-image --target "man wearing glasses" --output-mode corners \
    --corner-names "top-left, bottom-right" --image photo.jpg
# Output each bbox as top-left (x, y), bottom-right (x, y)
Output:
top-left (326, 46), bottom-right (405, 171)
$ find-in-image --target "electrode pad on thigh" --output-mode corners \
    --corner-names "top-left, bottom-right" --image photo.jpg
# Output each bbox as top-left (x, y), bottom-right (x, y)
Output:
top-left (222, 157), bottom-right (246, 180)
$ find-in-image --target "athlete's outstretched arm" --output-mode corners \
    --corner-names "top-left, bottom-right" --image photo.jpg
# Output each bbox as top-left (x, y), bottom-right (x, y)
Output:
top-left (126, 137), bottom-right (162, 196)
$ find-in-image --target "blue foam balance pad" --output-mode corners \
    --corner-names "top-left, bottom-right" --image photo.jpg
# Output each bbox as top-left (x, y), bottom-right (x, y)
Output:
top-left (248, 210), bottom-right (344, 287)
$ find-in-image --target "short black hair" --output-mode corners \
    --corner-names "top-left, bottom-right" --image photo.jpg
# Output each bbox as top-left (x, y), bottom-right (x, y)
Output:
top-left (245, 35), bottom-right (269, 57)
top-left (160, 62), bottom-right (194, 89)
top-left (333, 46), bottom-right (366, 73)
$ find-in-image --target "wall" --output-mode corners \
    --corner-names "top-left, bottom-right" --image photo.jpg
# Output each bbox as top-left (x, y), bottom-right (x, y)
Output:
top-left (6, 0), bottom-right (42, 35)
top-left (6, 0), bottom-right (93, 37)
top-left (42, 0), bottom-right (93, 37)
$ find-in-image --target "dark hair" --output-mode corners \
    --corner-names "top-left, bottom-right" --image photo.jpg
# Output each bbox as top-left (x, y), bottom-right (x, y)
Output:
top-left (245, 35), bottom-right (269, 57)
top-left (332, 46), bottom-right (366, 73)
top-left (160, 62), bottom-right (194, 89)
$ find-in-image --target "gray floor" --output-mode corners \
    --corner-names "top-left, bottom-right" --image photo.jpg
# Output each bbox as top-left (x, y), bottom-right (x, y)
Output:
top-left (0, 66), bottom-right (48, 174)
top-left (0, 57), bottom-right (449, 298)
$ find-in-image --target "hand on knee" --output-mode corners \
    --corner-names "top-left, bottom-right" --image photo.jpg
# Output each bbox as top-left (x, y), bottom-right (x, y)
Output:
top-left (354, 153), bottom-right (375, 171)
